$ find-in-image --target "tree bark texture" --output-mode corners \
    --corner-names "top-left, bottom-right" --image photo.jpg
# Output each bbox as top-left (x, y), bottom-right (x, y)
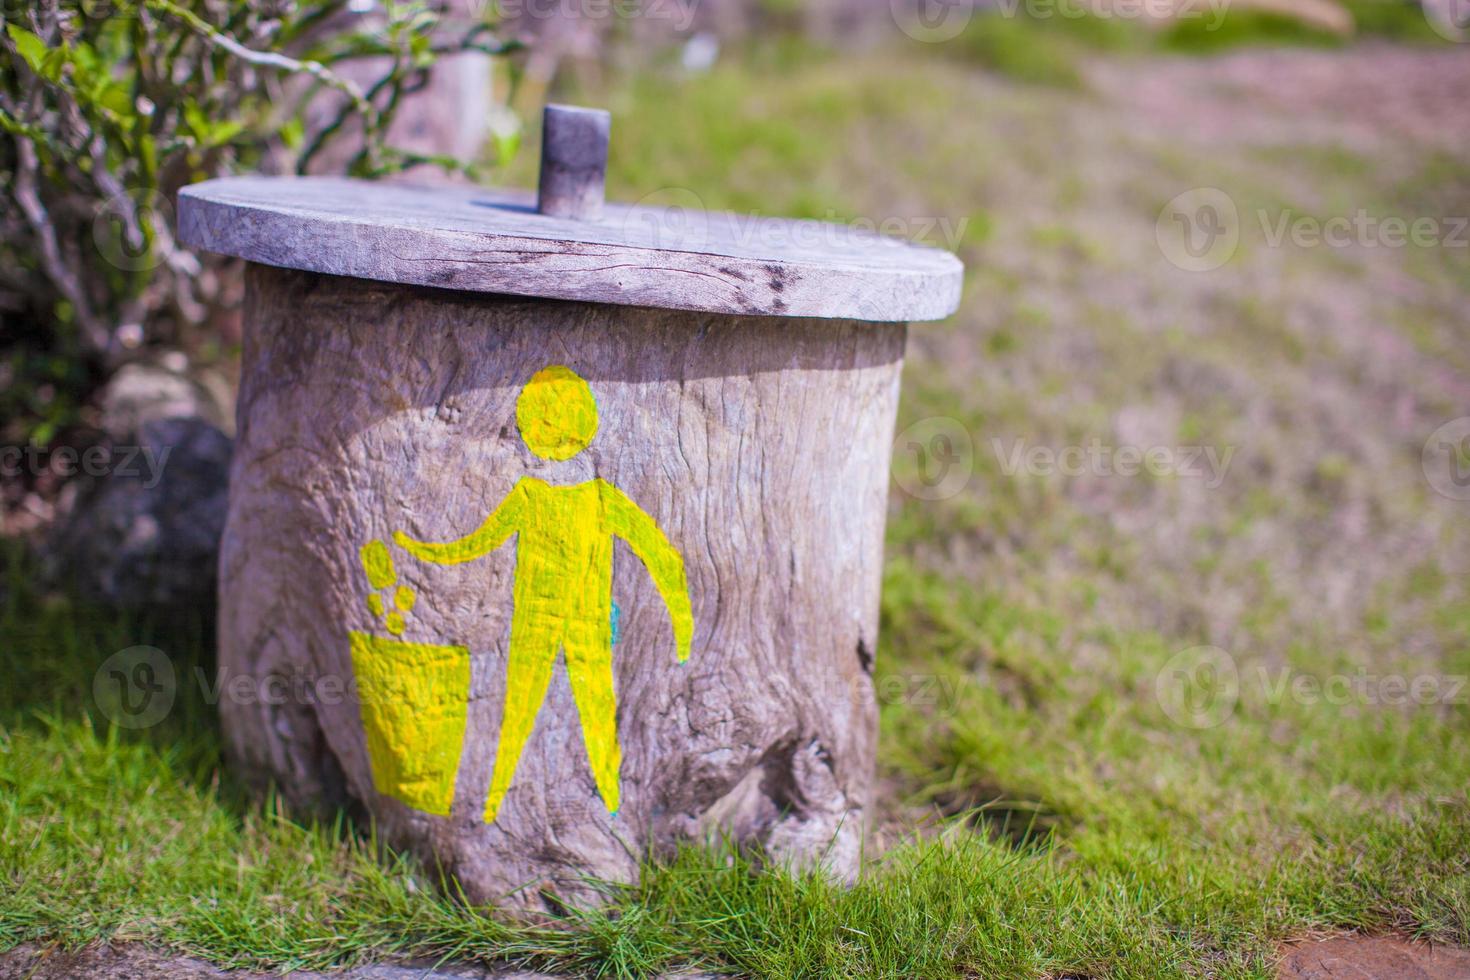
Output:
top-left (220, 264), bottom-right (906, 908)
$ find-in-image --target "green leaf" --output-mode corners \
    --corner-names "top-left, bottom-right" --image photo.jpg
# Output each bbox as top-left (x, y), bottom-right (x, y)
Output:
top-left (183, 101), bottom-right (209, 141)
top-left (409, 32), bottom-right (433, 67)
top-left (208, 119), bottom-right (245, 147)
top-left (71, 42), bottom-right (133, 117)
top-left (6, 25), bottom-right (64, 83)
top-left (279, 116), bottom-right (305, 151)
top-left (6, 25), bottom-right (47, 72)
top-left (491, 129), bottom-right (521, 168)
top-left (184, 102), bottom-right (245, 148)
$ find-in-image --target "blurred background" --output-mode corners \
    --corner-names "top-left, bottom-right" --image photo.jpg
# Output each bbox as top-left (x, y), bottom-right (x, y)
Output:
top-left (2, 0), bottom-right (1469, 975)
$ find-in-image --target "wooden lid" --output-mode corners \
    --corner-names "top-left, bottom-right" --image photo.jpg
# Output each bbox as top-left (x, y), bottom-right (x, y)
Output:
top-left (177, 176), bottom-right (963, 322)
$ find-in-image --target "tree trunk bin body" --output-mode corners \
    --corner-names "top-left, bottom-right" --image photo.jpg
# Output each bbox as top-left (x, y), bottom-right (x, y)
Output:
top-left (179, 172), bottom-right (962, 908)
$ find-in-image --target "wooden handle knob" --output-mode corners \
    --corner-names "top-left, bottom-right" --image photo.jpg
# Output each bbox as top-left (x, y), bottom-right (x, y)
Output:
top-left (536, 104), bottom-right (610, 222)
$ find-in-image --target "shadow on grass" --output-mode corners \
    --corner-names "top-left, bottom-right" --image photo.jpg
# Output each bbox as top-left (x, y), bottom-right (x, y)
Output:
top-left (3, 541), bottom-right (222, 773)
top-left (0, 540), bottom-right (354, 834)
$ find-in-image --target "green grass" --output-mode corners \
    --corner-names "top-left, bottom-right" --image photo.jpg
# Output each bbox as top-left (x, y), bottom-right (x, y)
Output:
top-left (7, 38), bottom-right (1470, 980)
top-left (915, 0), bottom-right (1450, 87)
top-left (1338, 0), bottom-right (1450, 40)
top-left (943, 11), bottom-right (1132, 88)
top-left (1160, 10), bottom-right (1345, 52)
top-left (5, 534), bottom-right (1468, 976)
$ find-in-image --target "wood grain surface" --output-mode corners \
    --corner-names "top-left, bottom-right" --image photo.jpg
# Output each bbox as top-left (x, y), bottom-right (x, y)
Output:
top-left (220, 266), bottom-right (906, 907)
top-left (178, 176), bottom-right (963, 322)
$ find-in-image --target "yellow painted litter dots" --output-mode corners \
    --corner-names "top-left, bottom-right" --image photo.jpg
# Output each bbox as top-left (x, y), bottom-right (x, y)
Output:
top-left (359, 539), bottom-right (416, 636)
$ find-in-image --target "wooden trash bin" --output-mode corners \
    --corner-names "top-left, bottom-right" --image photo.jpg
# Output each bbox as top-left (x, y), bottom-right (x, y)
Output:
top-left (178, 106), bottom-right (963, 908)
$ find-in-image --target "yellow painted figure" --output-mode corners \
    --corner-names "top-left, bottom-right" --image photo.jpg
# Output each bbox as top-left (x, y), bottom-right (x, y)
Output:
top-left (395, 366), bottom-right (694, 823)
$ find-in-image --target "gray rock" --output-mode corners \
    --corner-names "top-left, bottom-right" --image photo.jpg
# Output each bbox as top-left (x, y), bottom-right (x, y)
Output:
top-left (47, 363), bottom-right (233, 608)
top-left (101, 360), bottom-right (232, 437)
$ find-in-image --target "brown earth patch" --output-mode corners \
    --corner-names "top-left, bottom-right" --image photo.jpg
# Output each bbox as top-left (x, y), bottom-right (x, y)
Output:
top-left (1277, 935), bottom-right (1470, 979)
top-left (0, 943), bottom-right (537, 980)
top-left (0, 943), bottom-right (721, 980)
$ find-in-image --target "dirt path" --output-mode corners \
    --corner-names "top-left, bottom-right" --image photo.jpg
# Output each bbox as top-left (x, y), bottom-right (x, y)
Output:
top-left (0, 942), bottom-right (719, 980)
top-left (0, 943), bottom-right (507, 980)
top-left (1091, 43), bottom-right (1470, 158)
top-left (1277, 934), bottom-right (1470, 979)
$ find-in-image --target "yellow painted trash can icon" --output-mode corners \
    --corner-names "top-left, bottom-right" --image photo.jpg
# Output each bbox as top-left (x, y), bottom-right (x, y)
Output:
top-left (348, 633), bottom-right (470, 818)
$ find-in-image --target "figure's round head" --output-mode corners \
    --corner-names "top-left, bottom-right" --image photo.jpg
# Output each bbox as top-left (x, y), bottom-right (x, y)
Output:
top-left (516, 364), bottom-right (598, 460)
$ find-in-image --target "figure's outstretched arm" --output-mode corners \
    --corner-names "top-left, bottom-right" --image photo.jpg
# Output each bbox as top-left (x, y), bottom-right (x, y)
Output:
top-left (394, 482), bottom-right (526, 565)
top-left (599, 480), bottom-right (693, 662)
